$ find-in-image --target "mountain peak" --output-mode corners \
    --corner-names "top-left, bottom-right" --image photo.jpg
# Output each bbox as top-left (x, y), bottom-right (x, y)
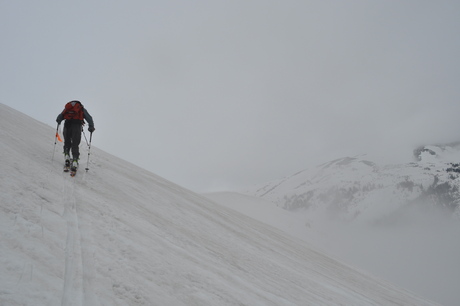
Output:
top-left (414, 142), bottom-right (460, 162)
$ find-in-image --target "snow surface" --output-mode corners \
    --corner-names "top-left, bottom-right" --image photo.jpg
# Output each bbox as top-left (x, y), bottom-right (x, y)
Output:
top-left (0, 103), bottom-right (437, 305)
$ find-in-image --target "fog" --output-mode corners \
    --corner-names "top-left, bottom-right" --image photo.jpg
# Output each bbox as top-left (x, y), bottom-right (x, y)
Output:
top-left (2, 1), bottom-right (460, 192)
top-left (208, 190), bottom-right (460, 305)
top-left (316, 202), bottom-right (460, 306)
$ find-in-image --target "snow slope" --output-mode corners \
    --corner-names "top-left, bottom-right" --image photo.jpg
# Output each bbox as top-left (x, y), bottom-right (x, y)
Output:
top-left (0, 103), bottom-right (437, 305)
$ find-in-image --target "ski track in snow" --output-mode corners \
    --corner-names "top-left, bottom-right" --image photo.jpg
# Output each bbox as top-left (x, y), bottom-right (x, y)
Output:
top-left (61, 176), bottom-right (82, 306)
top-left (61, 163), bottom-right (99, 306)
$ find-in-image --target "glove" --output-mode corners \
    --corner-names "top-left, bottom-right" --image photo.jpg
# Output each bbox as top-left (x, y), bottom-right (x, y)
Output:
top-left (88, 127), bottom-right (95, 133)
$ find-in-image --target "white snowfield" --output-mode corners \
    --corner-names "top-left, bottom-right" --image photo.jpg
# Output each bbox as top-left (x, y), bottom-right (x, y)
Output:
top-left (0, 103), bottom-right (437, 305)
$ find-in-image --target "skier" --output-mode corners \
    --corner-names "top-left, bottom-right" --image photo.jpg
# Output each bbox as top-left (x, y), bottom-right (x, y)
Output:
top-left (56, 100), bottom-right (95, 171)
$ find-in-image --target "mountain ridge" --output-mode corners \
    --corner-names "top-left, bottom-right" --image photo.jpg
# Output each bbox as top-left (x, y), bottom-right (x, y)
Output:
top-left (245, 147), bottom-right (460, 225)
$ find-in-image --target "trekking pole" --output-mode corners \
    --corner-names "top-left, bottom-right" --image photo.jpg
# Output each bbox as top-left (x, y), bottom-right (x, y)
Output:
top-left (52, 123), bottom-right (60, 162)
top-left (82, 127), bottom-right (89, 146)
top-left (82, 130), bottom-right (93, 172)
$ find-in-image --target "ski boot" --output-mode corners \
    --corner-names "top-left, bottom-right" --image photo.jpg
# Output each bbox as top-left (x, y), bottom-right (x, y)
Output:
top-left (70, 159), bottom-right (79, 177)
top-left (64, 154), bottom-right (71, 172)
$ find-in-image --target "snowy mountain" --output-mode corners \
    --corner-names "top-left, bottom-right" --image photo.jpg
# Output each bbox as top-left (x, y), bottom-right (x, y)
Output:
top-left (0, 103), bottom-right (438, 305)
top-left (207, 142), bottom-right (460, 305)
top-left (244, 148), bottom-right (460, 226)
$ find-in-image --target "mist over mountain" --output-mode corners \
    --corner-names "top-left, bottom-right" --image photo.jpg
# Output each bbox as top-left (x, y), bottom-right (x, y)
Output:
top-left (246, 144), bottom-right (460, 225)
top-left (216, 142), bottom-right (460, 305)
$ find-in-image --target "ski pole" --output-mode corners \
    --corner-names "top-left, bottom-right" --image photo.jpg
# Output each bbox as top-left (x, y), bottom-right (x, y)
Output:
top-left (82, 127), bottom-right (89, 146)
top-left (85, 131), bottom-right (93, 172)
top-left (52, 123), bottom-right (60, 162)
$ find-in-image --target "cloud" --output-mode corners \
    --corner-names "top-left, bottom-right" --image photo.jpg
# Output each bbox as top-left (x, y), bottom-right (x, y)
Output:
top-left (313, 200), bottom-right (460, 305)
top-left (1, 1), bottom-right (460, 191)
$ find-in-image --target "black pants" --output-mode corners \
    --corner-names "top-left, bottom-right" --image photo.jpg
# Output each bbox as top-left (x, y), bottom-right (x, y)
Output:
top-left (63, 120), bottom-right (82, 160)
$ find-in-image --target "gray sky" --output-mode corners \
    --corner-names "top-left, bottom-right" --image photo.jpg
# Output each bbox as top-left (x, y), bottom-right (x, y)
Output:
top-left (2, 0), bottom-right (460, 192)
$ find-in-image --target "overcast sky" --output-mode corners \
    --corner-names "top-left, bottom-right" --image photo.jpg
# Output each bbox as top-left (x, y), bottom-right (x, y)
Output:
top-left (2, 1), bottom-right (460, 192)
